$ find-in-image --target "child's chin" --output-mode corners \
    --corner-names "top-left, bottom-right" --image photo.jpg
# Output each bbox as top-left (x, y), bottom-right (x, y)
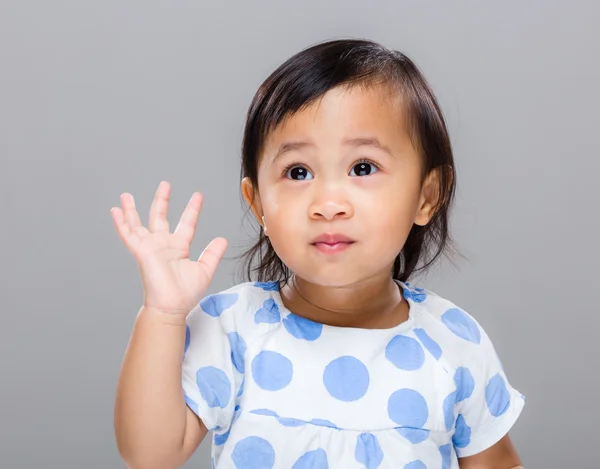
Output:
top-left (295, 268), bottom-right (367, 288)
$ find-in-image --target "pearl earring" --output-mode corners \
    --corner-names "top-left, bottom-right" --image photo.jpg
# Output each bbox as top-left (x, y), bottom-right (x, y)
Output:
top-left (261, 215), bottom-right (268, 235)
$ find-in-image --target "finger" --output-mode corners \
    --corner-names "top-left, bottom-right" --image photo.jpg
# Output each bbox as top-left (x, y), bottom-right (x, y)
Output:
top-left (110, 207), bottom-right (142, 250)
top-left (197, 237), bottom-right (228, 280)
top-left (148, 181), bottom-right (171, 233)
top-left (121, 193), bottom-right (143, 229)
top-left (173, 192), bottom-right (202, 244)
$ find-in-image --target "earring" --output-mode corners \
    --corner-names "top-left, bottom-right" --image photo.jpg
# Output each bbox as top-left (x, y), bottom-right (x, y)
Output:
top-left (261, 215), bottom-right (268, 235)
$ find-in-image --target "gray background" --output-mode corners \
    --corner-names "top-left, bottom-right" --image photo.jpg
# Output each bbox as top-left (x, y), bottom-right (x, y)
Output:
top-left (1, 1), bottom-right (598, 468)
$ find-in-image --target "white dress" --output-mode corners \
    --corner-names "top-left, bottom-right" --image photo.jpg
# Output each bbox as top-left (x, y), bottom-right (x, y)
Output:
top-left (182, 281), bottom-right (525, 469)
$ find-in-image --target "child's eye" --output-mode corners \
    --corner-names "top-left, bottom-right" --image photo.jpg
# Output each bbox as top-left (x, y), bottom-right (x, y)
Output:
top-left (284, 165), bottom-right (314, 181)
top-left (349, 161), bottom-right (379, 177)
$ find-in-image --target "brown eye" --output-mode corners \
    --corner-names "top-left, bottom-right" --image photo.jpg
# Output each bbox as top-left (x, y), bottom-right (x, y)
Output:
top-left (350, 162), bottom-right (378, 177)
top-left (286, 166), bottom-right (313, 180)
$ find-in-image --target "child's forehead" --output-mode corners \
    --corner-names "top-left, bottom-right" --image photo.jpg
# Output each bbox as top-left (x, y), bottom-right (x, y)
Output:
top-left (263, 84), bottom-right (409, 152)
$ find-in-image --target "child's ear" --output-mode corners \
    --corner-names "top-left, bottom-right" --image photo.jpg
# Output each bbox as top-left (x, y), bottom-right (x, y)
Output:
top-left (414, 167), bottom-right (449, 226)
top-left (241, 177), bottom-right (265, 227)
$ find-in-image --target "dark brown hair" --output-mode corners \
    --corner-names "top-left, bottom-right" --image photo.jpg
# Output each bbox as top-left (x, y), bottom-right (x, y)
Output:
top-left (239, 38), bottom-right (458, 285)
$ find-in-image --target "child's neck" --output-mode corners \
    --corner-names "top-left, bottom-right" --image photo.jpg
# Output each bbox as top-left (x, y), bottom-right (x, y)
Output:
top-left (279, 273), bottom-right (409, 329)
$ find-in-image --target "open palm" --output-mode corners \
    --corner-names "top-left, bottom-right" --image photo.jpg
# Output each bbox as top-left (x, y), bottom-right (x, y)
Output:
top-left (110, 181), bottom-right (227, 315)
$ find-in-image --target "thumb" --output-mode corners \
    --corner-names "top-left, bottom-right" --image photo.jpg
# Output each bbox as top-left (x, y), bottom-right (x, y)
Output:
top-left (197, 237), bottom-right (228, 279)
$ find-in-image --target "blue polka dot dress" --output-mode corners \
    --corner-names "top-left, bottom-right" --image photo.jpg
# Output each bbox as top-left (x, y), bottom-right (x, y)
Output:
top-left (182, 281), bottom-right (525, 469)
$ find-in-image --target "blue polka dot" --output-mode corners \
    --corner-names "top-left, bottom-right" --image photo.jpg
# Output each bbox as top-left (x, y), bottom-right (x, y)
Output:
top-left (404, 461), bottom-right (426, 469)
top-left (184, 394), bottom-right (198, 415)
top-left (442, 391), bottom-right (456, 430)
top-left (323, 356), bottom-right (370, 402)
top-left (452, 414), bottom-right (471, 448)
top-left (309, 419), bottom-right (339, 429)
top-left (402, 285), bottom-right (427, 303)
top-left (439, 444), bottom-right (452, 469)
top-left (387, 389), bottom-right (429, 427)
top-left (254, 281), bottom-right (279, 291)
top-left (228, 332), bottom-right (247, 374)
top-left (485, 373), bottom-right (511, 417)
top-left (252, 351), bottom-right (293, 391)
top-left (292, 449), bottom-right (328, 469)
top-left (278, 417), bottom-right (306, 427)
top-left (441, 308), bottom-right (481, 344)
top-left (413, 328), bottom-right (442, 360)
top-left (454, 367), bottom-right (475, 403)
top-left (396, 428), bottom-right (429, 444)
top-left (385, 335), bottom-right (425, 371)
top-left (196, 366), bottom-right (231, 408)
top-left (214, 427), bottom-right (231, 446)
top-left (250, 408), bottom-right (279, 417)
top-left (355, 433), bottom-right (383, 469)
top-left (254, 299), bottom-right (281, 324)
top-left (250, 409), bottom-right (309, 428)
top-left (200, 293), bottom-right (239, 317)
top-left (283, 313), bottom-right (323, 341)
top-left (184, 325), bottom-right (191, 353)
top-left (232, 436), bottom-right (275, 469)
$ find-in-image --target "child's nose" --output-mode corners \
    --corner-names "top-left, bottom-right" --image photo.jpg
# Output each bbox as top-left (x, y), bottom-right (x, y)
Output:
top-left (308, 188), bottom-right (354, 221)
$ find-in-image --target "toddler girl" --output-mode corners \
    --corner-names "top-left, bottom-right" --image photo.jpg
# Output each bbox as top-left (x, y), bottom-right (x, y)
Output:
top-left (112, 39), bottom-right (525, 469)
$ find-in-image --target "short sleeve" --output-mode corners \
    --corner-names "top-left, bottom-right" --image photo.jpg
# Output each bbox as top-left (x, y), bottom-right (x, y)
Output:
top-left (450, 318), bottom-right (525, 458)
top-left (181, 291), bottom-right (244, 432)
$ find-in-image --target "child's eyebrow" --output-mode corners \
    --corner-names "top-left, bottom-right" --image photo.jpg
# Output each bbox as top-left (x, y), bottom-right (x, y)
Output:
top-left (342, 137), bottom-right (394, 157)
top-left (272, 137), bottom-right (394, 163)
top-left (272, 141), bottom-right (315, 163)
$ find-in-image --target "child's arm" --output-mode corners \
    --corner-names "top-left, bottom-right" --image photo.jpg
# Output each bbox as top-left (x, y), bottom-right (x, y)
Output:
top-left (114, 306), bottom-right (207, 469)
top-left (458, 434), bottom-right (523, 468)
top-left (110, 182), bottom-right (227, 469)
top-left (437, 303), bottom-right (526, 468)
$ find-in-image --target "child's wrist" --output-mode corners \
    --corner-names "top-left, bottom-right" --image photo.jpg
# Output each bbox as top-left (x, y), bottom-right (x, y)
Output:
top-left (137, 305), bottom-right (189, 327)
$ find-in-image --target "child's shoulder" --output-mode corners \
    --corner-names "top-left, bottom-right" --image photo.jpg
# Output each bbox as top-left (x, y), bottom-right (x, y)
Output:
top-left (199, 281), bottom-right (279, 311)
top-left (402, 281), bottom-right (490, 348)
top-left (401, 282), bottom-right (501, 372)
top-left (192, 280), bottom-right (282, 335)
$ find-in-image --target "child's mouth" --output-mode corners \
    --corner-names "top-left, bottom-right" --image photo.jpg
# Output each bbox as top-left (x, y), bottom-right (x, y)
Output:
top-left (311, 235), bottom-right (355, 254)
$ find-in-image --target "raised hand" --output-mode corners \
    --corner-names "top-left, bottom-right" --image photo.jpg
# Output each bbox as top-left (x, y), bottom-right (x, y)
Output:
top-left (110, 181), bottom-right (227, 316)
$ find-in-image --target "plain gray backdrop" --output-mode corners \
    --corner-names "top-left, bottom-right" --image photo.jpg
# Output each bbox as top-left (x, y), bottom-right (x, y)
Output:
top-left (1, 1), bottom-right (598, 468)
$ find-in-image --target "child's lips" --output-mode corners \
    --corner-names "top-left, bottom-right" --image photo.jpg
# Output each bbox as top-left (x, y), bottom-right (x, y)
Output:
top-left (311, 240), bottom-right (355, 254)
top-left (310, 233), bottom-right (355, 245)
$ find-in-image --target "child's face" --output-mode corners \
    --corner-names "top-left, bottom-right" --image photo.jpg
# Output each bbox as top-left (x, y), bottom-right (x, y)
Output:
top-left (243, 85), bottom-right (437, 287)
